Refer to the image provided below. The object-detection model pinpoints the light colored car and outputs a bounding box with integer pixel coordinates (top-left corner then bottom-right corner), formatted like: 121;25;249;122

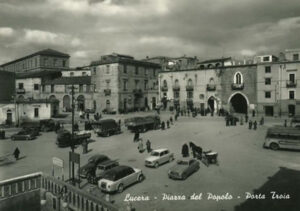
145;148;174;168
98;165;144;193
168;159;200;180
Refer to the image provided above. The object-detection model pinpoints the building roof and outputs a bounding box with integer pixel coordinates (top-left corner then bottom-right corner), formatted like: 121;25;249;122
16;70;62;79
1;48;70;67
199;57;231;64
0;70;16;76
43;76;91;85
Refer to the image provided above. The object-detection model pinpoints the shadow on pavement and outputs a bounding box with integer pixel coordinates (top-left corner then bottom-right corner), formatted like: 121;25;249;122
235;167;300;211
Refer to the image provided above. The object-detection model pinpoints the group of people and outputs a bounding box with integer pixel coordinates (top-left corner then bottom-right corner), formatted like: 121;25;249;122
225;113;264;131
133;133;152;154
181;142;203;159
160;116;174;130
79;110;102;121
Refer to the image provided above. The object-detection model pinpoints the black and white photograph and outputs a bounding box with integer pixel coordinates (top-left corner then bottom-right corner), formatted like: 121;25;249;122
0;0;300;211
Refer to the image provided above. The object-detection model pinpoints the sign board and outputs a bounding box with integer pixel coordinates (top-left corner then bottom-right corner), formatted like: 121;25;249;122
52;157;64;168
69;152;80;164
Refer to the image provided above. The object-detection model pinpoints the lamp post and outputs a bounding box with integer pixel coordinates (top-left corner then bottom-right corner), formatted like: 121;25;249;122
41;185;69;211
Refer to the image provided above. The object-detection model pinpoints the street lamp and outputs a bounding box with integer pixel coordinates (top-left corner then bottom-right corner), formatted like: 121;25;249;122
41;185;69;211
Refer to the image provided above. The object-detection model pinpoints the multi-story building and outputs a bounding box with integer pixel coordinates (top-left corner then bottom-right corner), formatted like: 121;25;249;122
0;49;70;73
257;50;300;117
61;67;91;77
90;53;161;113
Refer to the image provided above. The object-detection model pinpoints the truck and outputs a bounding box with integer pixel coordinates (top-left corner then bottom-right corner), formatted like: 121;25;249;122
56;129;91;147
125;115;160;133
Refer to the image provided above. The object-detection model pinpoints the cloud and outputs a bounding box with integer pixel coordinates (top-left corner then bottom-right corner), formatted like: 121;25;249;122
0;27;14;37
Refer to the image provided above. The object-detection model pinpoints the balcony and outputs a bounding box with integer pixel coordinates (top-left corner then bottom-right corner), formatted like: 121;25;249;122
133;89;143;97
174;98;180;105
16;88;25;94
286;80;297;88
206;84;216;91
161;86;168;91
186;85;194;91
231;83;244;90
172;85;180;91
186;98;193;105
104;89;111;96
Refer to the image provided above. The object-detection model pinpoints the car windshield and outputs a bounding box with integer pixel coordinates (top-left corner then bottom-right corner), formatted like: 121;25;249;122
151;151;160;156
102;173;116;181
177;160;189;165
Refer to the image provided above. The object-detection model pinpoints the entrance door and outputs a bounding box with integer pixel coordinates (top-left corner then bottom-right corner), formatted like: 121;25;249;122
229;93;248;114
208;97;215;112
152;97;156;110
6;111;12;124
288;104;295;117
264;106;274;117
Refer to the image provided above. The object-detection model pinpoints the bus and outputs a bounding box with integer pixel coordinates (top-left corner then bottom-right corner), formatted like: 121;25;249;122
264;126;300;151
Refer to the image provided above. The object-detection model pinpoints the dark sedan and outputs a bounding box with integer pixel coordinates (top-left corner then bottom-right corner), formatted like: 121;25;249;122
11;130;36;141
168;159;200;180
79;154;110;178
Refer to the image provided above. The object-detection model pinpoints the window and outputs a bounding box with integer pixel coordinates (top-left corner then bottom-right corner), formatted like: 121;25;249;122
86;85;90;93
265;78;271;85
135;80;140;89
35;58;37;67
51;85;54;93
123;79;128;91
175;79;179;86
187;91;193;99
135;66;138;75
18;83;24;89
263;56;270;62
163;80;167;87
34;84;39;90
53;59;57;67
289;73;295;83
44;58;48;66
187;79;193;86
265;91;271;98
82;72;87;76
145;68;148;75
293;54;299;61
265;66;271;73
289;90;295;99
106;65;110;74
34;108;39;118
62;60;66;67
79;84;83;92
42;85;45;92
235;73;242;84
174;91;180;98
144;80;148;90
123;65;127;74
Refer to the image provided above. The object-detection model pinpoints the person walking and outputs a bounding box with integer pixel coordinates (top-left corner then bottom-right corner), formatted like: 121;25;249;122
181;143;189;157
118;119;121;127
13;147;20;160
138;138;144;153
133;132;139;142
175;114;178;121
170;117;173;125
253;121;257;130
249;120;253;130
166;120;170;128
260;117;264;125
146;140;151;153
245;114;248;123
161;121;165;130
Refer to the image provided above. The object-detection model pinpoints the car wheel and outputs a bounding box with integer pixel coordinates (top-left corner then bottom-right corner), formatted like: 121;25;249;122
138;174;144;182
154;162;159;168
270;143;279;150
117;184;124;193
169;156;173;163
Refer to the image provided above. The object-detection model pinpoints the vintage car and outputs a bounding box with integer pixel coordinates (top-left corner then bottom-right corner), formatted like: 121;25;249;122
78;154;110;178
98;165;144;193
93;119;121;137
56;130;91;147
125;115;160;133
145;148;174;168
87;160;119;184
168;159;200;180
11;130;36;141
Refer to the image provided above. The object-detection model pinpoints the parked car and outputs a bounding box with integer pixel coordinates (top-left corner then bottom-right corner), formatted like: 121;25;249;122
98;165;144;193
94;119;121;137
145;148;174;168
21;127;40;136
40;119;56;132
56;130;91;147
11;130;36;141
87;160;119;184
79;154;110;178
168;159;200;180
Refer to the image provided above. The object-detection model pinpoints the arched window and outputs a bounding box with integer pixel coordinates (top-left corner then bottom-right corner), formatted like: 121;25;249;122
207;64;213;68
187;79;193;86
70;72;74;76
175;79;179;86
209;77;215;84
234;72;243;84
163;80;167;87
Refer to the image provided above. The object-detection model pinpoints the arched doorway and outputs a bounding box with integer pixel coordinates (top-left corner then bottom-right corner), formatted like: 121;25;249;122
208;97;215;112
49;95;56;101
229;93;248;114
106;100;110;110
63;95;71;111
77;95;85;111
6;109;12;125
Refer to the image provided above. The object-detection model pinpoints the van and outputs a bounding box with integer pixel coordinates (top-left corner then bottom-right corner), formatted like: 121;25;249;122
264;126;300;150
94;119;121;137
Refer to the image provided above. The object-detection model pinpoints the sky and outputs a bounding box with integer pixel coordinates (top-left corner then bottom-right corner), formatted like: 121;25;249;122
0;0;300;67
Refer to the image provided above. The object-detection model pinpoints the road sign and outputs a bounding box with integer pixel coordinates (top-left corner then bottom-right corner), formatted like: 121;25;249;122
52;157;64;168
69;152;80;164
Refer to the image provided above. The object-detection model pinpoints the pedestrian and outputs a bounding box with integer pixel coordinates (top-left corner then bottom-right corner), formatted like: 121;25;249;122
175;114;178;121
170;117;173;125
133;131;139;142
253;121;257;130
260;117;264;125
74;122;79;131
181;143;189;157
146;139;151;153
13;147;20;160
245;114;248;123
161;121;165;130
166;120;170;128
252;110;255;117
284;120;287;127
249;120;253;130
86;113;90;120
118;119;121;126
240;117;243;125
189;142;196;158
138;138;144;153
226;118;229;127
187;110;190;117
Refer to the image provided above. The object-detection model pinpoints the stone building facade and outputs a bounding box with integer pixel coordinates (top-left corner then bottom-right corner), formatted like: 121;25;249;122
90;53;161;113
0;49;70;73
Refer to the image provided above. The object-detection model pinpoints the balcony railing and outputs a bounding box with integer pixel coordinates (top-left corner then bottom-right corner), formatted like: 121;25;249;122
16;88;25;94
231;83;244;90
186;98;193;104
206;84;216;91
172;85;180;91
286;80;297;88
174;99;180;105
161;86;168;91
104;89;111;96
186;85;194;91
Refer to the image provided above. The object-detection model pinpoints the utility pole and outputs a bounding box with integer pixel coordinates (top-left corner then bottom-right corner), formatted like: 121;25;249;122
70;84;75;185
